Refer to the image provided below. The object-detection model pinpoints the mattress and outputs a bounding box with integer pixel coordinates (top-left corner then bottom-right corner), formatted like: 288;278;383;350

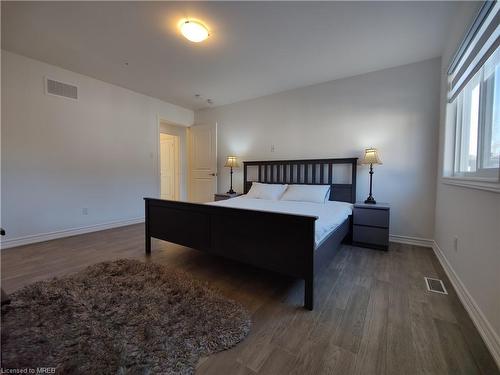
208;196;353;247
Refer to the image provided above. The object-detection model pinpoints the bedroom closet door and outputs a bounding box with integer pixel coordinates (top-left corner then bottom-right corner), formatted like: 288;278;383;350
188;123;217;202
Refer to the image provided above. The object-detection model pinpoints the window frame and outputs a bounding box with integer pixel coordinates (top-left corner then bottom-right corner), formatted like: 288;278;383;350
445;47;500;192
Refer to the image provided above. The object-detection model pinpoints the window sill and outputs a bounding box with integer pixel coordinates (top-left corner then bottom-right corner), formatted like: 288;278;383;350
441;177;500;193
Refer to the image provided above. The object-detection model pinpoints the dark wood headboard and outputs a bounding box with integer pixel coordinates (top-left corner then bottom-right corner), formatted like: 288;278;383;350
243;158;358;203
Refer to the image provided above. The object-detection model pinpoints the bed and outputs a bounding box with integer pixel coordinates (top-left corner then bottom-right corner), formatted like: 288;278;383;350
208;197;353;248
144;157;357;310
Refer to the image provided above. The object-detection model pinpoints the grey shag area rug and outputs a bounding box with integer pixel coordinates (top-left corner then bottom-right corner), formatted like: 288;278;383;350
1;259;251;374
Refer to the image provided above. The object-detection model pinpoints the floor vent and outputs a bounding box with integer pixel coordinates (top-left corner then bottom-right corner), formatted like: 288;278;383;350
425;277;448;295
45;77;78;100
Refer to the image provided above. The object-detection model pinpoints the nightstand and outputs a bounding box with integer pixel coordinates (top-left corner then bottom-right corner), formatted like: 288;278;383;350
352;202;390;251
214;193;243;201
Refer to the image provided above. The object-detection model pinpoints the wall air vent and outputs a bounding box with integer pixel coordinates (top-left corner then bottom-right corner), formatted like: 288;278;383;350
424;277;448;295
45;77;78;100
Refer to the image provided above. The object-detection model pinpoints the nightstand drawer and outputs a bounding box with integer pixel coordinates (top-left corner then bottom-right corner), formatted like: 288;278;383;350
353;207;389;228
353;225;389;247
214;193;242;201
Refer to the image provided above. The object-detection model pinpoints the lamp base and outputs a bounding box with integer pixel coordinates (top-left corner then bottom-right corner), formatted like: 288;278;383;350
364;196;376;204
226;189;236;195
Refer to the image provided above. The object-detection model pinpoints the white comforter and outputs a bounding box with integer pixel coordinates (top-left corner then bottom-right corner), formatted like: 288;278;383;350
208;196;353;247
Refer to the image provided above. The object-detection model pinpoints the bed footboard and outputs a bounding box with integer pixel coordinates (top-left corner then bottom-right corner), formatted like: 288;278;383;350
144;198;317;309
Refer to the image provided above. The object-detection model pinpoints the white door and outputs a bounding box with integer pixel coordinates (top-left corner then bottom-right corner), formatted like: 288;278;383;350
160;133;180;200
188;123;217;202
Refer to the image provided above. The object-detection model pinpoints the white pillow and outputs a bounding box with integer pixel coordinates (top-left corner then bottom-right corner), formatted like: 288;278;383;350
246;182;288;200
280;184;331;203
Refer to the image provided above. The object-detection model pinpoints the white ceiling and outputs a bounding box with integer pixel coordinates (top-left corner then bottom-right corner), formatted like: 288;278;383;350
2;1;461;110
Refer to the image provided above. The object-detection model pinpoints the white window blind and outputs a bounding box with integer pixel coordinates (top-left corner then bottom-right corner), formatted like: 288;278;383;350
448;1;499;103
446;1;500;188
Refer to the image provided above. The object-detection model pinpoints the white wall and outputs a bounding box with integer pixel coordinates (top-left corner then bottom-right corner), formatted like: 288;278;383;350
434;2;500;364
1;50;194;247
196;58;441;239
159;121;188;201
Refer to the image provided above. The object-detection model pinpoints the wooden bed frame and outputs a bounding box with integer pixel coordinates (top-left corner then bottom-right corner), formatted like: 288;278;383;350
144;157;357;310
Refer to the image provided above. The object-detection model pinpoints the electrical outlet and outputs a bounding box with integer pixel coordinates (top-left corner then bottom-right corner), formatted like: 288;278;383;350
453;236;458;252
271;144;275;152
82;208;88;215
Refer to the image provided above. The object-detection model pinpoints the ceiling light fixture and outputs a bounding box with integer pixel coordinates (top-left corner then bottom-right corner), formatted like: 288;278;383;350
179;19;209;43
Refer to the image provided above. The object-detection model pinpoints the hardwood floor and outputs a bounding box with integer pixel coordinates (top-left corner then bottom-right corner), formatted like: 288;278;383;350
1;223;498;374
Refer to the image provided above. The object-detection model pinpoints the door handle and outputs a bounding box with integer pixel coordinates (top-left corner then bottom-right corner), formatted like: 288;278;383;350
209;173;217;176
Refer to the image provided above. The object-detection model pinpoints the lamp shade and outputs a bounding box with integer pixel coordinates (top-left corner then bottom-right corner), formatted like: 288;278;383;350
224;156;240;168
360;148;382;165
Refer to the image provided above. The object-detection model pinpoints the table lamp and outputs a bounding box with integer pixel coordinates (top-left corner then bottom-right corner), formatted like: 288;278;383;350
360;148;382;204
224;156;240;194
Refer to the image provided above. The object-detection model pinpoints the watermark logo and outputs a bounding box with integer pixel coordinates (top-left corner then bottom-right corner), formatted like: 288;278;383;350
0;368;56;374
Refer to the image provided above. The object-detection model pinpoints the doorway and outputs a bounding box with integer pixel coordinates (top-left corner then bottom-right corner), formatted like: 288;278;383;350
160;133;180;200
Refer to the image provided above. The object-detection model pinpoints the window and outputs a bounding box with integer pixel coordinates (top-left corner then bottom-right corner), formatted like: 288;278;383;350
445;1;499;190
453;48;499;180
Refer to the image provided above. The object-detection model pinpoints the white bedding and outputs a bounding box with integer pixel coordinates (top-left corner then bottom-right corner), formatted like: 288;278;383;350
207;196;353;247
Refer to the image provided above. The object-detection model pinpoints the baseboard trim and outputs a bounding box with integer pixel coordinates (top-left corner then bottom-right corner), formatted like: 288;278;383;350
389;234;434;248
0;217;145;250
432;241;500;369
